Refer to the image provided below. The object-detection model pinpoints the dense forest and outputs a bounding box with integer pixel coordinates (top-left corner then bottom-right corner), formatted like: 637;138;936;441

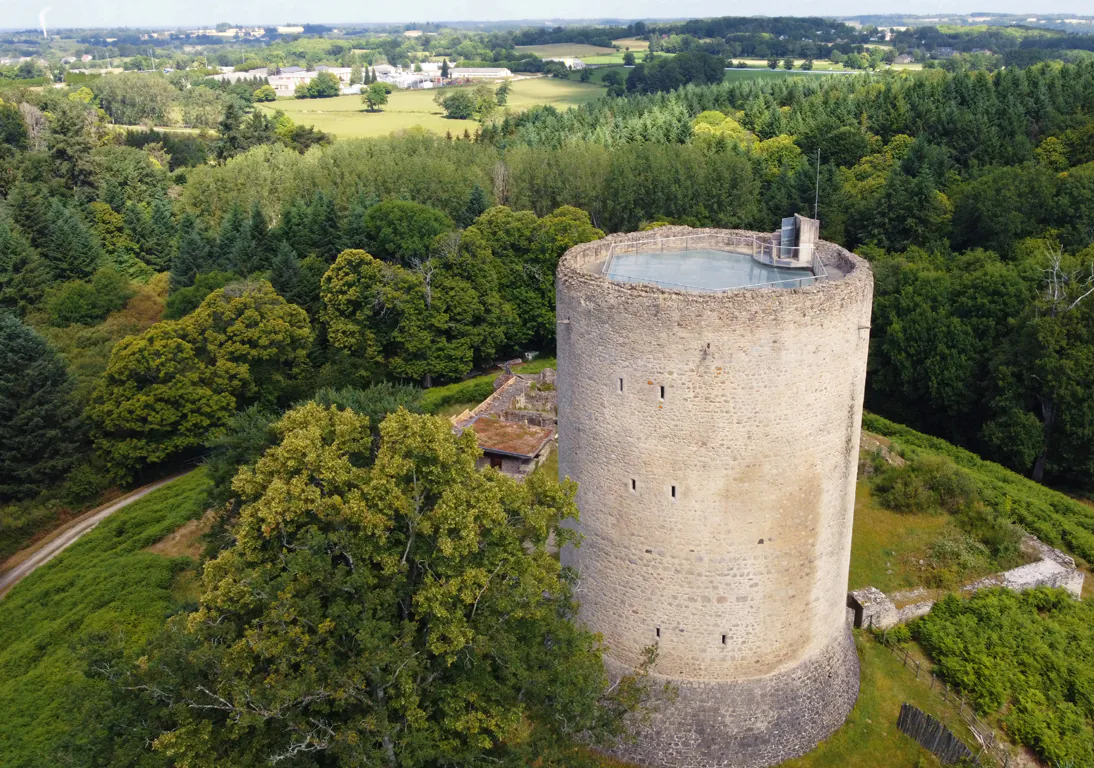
3;63;1094;512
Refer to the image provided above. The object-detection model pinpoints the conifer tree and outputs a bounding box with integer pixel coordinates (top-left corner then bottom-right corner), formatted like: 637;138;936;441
228;224;258;275
0;223;51;316
123;202;152;257
276;199;312;256
9;183;53;251
100;178;127;213
0;313;84;500
458;184;489;227
341;191;379;251
42;201;102;280
307;191;342;261
269;241;302;305
216;204;247;269
247;201;271;270
143;197;178;271
170;215;210;291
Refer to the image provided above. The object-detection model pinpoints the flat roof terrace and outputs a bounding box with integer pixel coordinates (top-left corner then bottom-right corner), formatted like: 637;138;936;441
586;231;846;292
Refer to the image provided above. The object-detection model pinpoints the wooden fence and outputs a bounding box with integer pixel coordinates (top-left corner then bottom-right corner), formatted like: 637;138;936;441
879;634;1017;767
898;703;974;764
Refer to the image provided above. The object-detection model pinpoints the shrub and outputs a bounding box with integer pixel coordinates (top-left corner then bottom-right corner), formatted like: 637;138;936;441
163;270;238;319
45;267;134;326
420;377;495;414
864;413;1094;566
914;589;1094;767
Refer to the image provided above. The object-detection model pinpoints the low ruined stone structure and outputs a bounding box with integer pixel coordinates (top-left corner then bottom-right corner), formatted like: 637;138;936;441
451;369;557;479
849;536;1086;631
555;227;874;768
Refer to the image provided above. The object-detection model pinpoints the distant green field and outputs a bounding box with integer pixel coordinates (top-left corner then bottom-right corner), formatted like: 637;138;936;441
732;57;851;71
515;43;618;59
0;470;211;768
570;64;862;86
581;51;675;65
260;78;604;139
566;65;628;84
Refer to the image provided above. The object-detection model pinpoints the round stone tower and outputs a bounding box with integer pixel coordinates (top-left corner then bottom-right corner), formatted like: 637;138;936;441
555;226;873;768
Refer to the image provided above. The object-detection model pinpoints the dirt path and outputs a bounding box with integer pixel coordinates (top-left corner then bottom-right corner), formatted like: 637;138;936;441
0;472;191;600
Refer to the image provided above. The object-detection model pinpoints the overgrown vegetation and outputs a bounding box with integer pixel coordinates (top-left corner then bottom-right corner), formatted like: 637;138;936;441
914;588;1094;767
865;414;1094;567
864;450;1028;587
0;470;211;767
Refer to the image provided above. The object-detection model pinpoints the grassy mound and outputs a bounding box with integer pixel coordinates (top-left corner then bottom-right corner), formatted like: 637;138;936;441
864;414;1094;567
0;469;211;768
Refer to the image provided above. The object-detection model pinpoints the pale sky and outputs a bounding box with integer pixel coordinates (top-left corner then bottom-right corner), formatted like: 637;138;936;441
3;0;1092;32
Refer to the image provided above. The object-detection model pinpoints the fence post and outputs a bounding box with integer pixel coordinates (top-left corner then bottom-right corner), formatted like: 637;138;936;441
915;660;920;679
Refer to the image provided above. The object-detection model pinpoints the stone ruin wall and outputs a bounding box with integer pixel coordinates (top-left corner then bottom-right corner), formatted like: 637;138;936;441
848;537;1085;631
556;227;874;768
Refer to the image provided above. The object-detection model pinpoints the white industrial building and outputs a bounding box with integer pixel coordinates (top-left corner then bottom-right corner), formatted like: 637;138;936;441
450;67;512;80
544;57;586;69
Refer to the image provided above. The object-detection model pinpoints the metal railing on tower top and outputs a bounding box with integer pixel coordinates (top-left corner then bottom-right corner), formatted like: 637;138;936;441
600;233;828;292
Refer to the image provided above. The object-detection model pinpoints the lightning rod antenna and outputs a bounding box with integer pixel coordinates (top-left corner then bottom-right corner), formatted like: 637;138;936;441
814;148;821;219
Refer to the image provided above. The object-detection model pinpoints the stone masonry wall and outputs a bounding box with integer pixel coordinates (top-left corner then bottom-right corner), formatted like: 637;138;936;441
556;227;873;767
848;537;1085;631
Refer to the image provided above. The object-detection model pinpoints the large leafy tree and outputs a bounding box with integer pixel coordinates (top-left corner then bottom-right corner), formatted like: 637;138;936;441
320;244;511;386
184;281;312;405
467;205;603;347
0;313;84;500
86;322;238;476
363;200;454;267
88;281;312;475
132;405;654;767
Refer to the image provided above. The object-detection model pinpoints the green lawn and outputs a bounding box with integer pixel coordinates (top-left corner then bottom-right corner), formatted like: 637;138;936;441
783;634;973;768
261;78;603;139
515;43;618;59
0;469;211;768
849;481;963;594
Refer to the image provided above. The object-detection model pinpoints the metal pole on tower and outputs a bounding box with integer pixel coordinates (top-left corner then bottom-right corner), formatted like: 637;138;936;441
814;148;821;219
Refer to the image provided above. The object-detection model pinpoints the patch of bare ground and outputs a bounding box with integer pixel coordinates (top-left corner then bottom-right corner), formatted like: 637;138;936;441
144;509;215;559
